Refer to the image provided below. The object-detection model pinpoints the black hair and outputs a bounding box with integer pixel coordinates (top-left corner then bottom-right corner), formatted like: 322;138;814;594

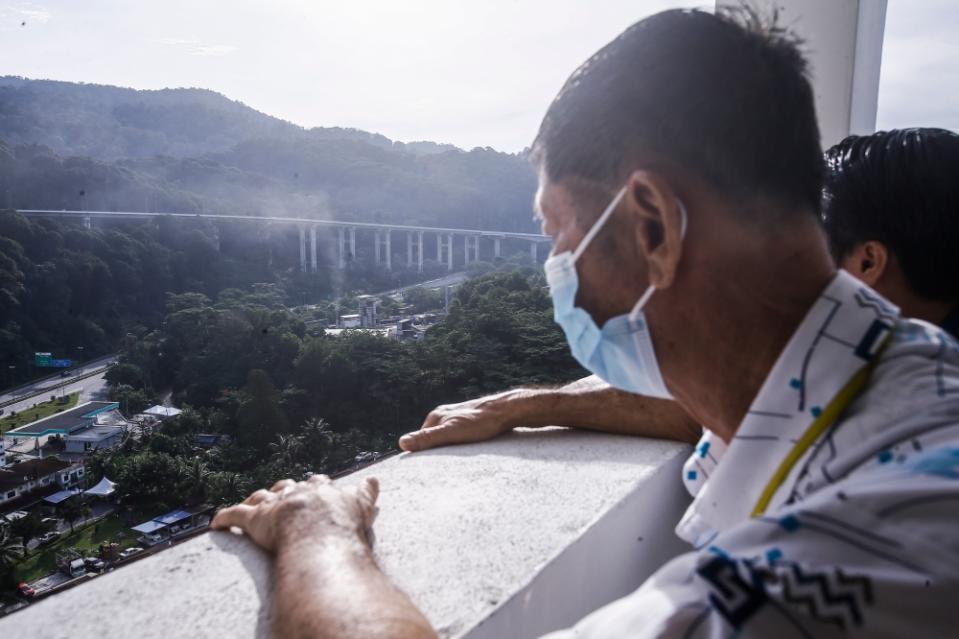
530;7;823;216
822;128;959;302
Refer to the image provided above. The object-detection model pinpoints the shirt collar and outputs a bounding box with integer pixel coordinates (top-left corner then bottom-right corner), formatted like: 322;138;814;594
676;270;900;545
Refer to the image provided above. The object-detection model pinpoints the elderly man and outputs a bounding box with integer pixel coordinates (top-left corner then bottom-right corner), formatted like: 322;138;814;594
213;8;959;638
400;127;959;452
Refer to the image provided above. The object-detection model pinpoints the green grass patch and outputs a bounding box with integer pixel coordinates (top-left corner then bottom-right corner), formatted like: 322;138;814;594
13;513;137;583
1;392;79;434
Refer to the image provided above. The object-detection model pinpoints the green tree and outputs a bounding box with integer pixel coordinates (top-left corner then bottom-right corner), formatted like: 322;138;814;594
59;498;91;534
236;369;289;452
9;513;51;556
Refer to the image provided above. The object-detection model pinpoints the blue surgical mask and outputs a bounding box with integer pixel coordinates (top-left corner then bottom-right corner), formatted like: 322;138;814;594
543;187;687;399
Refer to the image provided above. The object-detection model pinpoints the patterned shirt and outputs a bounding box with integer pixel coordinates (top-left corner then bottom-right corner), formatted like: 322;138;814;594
543;271;959;638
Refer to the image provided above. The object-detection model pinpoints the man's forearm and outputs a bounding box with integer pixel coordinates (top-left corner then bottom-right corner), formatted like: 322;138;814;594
508;376;701;444
274;535;437;639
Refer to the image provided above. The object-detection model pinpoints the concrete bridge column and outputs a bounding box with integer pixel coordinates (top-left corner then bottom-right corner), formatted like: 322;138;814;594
82;215;92;230
473;235;481;262
211;223;220;252
464;235;471;265
530;241;538;263
374;229;382;265
265;223;274;267
310;227;318;273
384;229;392;271
407;232;413;267
494;237;502;259
337;227;346;268
349;227;356;260
299;227;308;273
437;233;442;262
417;231;424;273
447;233;454;271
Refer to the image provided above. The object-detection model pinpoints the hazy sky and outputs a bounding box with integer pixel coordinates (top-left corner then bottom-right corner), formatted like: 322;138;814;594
1;0;957;152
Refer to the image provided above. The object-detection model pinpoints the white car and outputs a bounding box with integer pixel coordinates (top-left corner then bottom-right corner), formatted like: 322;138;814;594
119;547;143;559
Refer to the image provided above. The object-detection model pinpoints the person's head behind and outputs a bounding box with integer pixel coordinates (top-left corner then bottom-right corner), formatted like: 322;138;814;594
822;128;959;323
531;7;832;419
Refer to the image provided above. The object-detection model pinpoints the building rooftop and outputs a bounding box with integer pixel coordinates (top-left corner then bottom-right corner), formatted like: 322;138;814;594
0;458;72;491
64;424;123;443
5;402;120;438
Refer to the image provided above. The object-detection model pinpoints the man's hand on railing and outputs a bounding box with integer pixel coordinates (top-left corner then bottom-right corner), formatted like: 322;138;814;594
399;378;702;453
213;476;437;639
399;389;532;452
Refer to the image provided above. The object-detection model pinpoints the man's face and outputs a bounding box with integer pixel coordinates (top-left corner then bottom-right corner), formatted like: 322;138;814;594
535;174;648;327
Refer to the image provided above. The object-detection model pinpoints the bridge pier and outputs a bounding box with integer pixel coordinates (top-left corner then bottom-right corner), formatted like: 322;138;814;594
299;227;308;273
349;227;356;261
417;231;424;272
447;233;453;271
385;229;392;271
310;226;318;273
374;229;381;265
82;215;92;230
337;227;346;269
407;232;413;267
530;241;538;263
464;235;471;265
494;237;502;259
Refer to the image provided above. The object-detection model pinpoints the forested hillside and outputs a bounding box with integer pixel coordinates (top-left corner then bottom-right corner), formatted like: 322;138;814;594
0;77;538;232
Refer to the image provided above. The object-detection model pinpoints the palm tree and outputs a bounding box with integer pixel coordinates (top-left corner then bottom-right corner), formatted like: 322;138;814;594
184;457;211;504
9;513;48;556
269;433;305;468
0;528;25;571
60;498;85;534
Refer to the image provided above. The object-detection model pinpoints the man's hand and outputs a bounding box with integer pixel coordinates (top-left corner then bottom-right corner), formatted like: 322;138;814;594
215;476;437;639
399;389;530;452
211;475;379;553
399;378;702;453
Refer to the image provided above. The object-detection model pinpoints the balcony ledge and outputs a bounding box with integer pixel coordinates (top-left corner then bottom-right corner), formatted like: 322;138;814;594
1;428;692;639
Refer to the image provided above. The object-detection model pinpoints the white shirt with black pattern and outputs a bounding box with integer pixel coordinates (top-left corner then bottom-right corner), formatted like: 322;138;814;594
541;270;959;638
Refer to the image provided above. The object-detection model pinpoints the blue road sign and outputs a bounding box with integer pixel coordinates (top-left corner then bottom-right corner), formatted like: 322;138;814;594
50;359;73;368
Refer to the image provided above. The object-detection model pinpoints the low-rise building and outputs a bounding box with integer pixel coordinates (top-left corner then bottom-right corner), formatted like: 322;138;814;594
0;458;84;512
3;401;128;458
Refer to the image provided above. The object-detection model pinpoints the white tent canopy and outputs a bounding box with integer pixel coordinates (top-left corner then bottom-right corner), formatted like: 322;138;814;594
143;406;181;418
84;476;116;497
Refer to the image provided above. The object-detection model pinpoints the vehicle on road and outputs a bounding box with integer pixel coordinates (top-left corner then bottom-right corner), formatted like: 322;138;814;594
40;517;59;527
59;370;71;378
38;531;60;546
84;557;105;572
16;582;35;598
119;547;143;560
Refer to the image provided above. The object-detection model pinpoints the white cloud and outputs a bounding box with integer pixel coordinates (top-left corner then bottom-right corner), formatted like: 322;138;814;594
156;37;237;57
1;3;51;25
190;44;237;57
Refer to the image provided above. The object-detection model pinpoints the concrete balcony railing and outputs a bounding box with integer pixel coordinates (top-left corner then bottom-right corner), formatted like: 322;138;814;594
1;428;692;639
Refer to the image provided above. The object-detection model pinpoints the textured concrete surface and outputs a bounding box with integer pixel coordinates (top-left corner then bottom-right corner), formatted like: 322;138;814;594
1;429;691;639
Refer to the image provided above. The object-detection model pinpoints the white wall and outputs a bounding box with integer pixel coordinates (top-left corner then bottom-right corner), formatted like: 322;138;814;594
718;0;888;147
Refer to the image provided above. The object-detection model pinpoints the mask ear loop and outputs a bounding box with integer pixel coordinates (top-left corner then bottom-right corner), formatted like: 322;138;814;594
572;187;627;263
628;199;688;321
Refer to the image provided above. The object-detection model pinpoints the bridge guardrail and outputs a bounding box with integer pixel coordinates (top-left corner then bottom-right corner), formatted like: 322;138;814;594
0;365;113;411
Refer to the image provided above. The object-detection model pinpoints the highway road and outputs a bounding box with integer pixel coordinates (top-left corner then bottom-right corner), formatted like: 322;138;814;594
1;356;115;422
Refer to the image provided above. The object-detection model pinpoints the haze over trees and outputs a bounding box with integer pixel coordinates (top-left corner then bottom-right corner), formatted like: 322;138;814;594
0;76;538;233
0;76;582;563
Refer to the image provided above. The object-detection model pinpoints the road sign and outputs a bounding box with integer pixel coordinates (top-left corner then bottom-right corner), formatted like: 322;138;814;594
35;352;52;367
51;359;73;368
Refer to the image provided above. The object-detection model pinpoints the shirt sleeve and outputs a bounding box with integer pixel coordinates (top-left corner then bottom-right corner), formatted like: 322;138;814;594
540;448;959;639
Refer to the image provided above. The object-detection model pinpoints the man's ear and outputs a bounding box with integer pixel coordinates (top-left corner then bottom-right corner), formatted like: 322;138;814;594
843;241;888;286
624;170;685;289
